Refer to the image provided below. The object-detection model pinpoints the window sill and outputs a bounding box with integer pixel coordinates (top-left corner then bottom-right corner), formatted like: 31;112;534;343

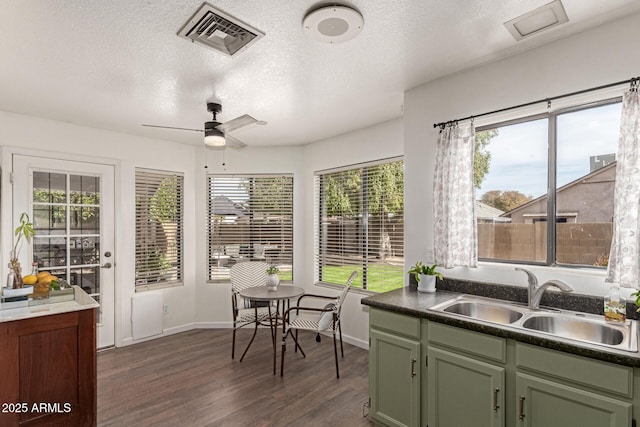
314;281;379;296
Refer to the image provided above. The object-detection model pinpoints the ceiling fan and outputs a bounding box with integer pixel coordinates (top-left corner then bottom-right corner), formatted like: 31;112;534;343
142;102;265;150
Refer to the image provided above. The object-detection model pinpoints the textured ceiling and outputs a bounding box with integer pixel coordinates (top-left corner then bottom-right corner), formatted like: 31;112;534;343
1;0;639;148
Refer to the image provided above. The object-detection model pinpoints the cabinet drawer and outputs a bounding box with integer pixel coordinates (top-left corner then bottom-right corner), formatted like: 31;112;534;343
515;342;632;398
428;322;506;363
370;308;420;340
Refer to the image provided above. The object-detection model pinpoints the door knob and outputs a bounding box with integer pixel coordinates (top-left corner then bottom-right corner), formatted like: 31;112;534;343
101;262;113;269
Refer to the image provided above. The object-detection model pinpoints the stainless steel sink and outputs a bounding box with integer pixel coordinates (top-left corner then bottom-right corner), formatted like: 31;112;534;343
522;313;637;351
431;296;526;325
429;295;638;352
443;301;524;324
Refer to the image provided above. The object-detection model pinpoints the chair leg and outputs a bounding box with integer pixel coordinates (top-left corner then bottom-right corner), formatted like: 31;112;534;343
290;331;306;358
232;326;237;359
333;332;340;379
294;330;300;353
339;323;344;358
280;330;289;377
239;318;259;362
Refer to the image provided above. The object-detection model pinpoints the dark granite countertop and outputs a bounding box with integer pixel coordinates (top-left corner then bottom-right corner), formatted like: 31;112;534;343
362;283;640;368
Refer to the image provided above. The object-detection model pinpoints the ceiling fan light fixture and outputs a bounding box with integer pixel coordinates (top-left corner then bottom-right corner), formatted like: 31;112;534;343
204;128;226;147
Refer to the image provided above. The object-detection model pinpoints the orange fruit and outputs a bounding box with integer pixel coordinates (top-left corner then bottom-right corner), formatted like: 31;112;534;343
37;271;51;279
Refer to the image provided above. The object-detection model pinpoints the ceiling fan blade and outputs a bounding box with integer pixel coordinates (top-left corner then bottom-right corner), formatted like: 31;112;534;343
216;114;257;133
225;134;248;150
142;124;203;132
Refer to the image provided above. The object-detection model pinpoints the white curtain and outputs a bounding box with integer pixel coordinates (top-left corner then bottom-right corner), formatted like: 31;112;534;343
433;122;478;268
607;87;640;288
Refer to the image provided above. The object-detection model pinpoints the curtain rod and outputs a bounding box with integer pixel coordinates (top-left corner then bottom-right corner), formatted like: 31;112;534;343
433;76;640;129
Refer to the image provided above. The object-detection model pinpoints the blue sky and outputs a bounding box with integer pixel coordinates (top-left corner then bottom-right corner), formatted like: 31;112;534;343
478;102;622;199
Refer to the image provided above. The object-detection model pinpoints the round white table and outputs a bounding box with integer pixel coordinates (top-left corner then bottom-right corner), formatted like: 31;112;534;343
238;285;304;374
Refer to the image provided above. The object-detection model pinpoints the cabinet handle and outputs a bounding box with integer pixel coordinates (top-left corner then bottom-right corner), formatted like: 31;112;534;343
493;388;500;412
519;396;526;421
411;358;417;377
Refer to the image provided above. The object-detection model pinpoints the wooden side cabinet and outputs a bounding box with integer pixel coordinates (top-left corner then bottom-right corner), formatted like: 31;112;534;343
0;309;97;426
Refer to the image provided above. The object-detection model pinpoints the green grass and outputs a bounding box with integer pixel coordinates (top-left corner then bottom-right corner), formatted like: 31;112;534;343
321;264;404;293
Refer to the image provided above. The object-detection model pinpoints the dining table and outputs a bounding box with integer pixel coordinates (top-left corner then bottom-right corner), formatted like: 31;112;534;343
238;284;305;374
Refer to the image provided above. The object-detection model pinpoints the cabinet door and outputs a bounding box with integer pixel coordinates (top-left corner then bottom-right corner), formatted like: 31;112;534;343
370;329;420;427
428;347;504;427
515;372;631;427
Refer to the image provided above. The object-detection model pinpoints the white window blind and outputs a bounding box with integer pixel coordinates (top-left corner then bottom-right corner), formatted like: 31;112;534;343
135;168;184;290
208;174;293;282
315;158;404;292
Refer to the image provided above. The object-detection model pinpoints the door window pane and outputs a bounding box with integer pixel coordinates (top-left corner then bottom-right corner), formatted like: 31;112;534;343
70;174;100;204
33;171;66;203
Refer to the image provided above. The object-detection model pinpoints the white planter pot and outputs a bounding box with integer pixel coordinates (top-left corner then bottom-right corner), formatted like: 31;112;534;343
266;274;280;291
417;274;436;293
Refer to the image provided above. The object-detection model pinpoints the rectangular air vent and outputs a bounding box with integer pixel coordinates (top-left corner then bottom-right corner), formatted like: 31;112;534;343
178;3;264;57
504;0;569;41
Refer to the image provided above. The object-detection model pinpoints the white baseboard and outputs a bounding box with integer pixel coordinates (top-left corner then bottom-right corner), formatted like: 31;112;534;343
194;321;233;329
119;323;195;347
118;322;369;351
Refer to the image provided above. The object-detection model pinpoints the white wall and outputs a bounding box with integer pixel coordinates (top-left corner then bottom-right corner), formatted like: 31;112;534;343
302;118;404;347
0;111;198;346
404;12;640;298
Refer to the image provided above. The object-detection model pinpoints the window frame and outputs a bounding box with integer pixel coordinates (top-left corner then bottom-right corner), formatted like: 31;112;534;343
476;97;622;268
314;156;404;292
206;173;294;283
134;168;184;291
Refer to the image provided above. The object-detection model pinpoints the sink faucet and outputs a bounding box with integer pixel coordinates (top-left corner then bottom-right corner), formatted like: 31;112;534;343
515;268;574;309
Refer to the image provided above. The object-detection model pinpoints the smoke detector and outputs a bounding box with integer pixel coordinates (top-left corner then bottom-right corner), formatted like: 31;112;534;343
178;3;264;56
303;6;364;44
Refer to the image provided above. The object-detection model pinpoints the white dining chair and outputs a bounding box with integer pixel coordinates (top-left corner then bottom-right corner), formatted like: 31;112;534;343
230;261;271;359
280;271;357;378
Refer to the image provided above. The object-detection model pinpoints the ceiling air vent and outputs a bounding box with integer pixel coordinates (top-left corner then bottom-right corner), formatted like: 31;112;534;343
178;3;264;57
504;0;569;41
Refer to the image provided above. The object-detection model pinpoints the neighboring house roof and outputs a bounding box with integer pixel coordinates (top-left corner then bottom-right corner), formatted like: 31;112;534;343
476;201;506;220
500;161;617;218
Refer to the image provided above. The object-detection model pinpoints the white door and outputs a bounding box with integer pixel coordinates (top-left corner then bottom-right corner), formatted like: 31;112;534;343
13;155;115;348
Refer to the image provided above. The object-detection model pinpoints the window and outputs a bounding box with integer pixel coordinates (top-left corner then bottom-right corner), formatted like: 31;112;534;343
476;99;622;267
135;169;184;290
207;175;293;282
315;158;404;292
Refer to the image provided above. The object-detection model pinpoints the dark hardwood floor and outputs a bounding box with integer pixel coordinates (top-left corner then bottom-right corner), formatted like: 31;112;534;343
98;328;373;426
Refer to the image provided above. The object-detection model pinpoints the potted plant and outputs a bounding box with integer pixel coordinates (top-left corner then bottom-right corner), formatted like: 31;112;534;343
10;213;36;289
266;265;280;291
408;261;443;293
631;290;640;314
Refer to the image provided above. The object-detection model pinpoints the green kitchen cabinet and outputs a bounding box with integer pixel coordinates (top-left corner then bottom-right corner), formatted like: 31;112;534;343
515;372;631;427
367;305;640;427
427;321;506;427
369;308;421;427
428;347;505;427
515;342;633;427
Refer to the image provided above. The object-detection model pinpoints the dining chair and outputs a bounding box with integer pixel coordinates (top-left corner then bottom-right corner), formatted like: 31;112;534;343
230;261;271;359
280;271;357;378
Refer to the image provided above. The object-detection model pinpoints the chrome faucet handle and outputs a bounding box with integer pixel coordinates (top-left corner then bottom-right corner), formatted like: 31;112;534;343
515;267;538;286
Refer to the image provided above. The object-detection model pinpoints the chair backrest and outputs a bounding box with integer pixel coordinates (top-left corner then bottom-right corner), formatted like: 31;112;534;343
230;261;269;293
335;271;357;317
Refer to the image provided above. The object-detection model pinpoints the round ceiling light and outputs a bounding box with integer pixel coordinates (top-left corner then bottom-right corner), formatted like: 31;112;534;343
303;6;364;44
